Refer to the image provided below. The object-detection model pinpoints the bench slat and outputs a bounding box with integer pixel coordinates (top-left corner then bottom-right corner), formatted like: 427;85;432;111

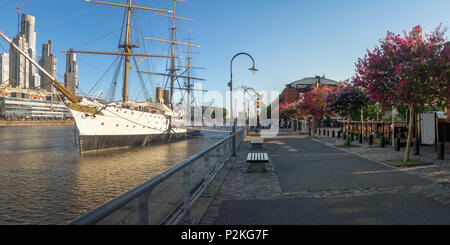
246;152;269;162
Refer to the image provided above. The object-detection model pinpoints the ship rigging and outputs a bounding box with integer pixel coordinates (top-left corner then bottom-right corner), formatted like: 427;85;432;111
0;0;206;152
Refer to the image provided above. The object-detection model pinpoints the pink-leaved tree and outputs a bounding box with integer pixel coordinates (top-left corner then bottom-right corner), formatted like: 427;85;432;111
354;25;449;162
325;83;369;145
299;85;333;136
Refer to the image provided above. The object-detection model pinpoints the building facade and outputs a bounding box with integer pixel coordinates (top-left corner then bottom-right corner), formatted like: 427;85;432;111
20;14;36;57
280;75;339;104
0;96;71;119
38;40;57;93
0;53;9;84
9;35;30;88
20;14;39;88
64;49;79;95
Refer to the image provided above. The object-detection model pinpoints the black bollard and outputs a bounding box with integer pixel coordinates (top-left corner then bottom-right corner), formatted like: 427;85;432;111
369;135;373;145
351;133;354;141
380;136;385;148
337;131;341;139
343;132;346;140
332;130;335;138
318;129;321;136
395;137;401;151
359;133;363;144
437;142;444;160
327;130;329;137
414;138;420;155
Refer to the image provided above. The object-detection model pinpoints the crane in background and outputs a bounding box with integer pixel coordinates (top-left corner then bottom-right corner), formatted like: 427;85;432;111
16;0;43;34
236;85;264;126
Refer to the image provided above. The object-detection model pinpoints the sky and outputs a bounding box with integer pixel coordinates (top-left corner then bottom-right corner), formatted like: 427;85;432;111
0;0;449;106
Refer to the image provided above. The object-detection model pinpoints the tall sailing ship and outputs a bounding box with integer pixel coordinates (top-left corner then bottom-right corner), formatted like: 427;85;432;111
0;0;205;152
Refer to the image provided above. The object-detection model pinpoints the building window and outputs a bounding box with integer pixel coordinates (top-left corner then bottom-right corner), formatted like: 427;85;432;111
296;84;309;89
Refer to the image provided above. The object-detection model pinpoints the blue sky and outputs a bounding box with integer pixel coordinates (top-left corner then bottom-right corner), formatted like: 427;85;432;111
0;0;449;105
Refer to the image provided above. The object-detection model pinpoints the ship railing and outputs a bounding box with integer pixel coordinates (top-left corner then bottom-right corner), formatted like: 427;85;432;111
70;126;247;225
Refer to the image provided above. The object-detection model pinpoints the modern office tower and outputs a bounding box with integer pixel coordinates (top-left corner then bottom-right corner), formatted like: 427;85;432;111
9;35;30;88
0;53;9;84
33;73;40;89
20;14;36;54
20;14;38;88
38;40;57;92
8;14;39;89
64;49;79;95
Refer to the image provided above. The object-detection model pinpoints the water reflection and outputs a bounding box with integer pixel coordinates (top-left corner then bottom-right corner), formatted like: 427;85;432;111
0;126;224;224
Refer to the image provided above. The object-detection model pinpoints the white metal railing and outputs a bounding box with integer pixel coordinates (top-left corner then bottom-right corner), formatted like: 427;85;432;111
70;127;246;225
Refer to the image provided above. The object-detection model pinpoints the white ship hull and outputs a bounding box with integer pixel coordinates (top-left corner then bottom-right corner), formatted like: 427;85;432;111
69;99;188;152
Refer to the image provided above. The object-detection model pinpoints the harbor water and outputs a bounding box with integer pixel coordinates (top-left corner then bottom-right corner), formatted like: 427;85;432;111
0;126;227;224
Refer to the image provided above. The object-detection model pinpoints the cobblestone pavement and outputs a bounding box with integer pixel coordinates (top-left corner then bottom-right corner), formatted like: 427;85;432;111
199;130;450;225
199;137;283;225
312;134;450;205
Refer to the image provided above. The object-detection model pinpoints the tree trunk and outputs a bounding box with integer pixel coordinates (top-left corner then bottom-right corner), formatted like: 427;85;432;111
304;116;308;133
312;115;315;137
404;105;414;163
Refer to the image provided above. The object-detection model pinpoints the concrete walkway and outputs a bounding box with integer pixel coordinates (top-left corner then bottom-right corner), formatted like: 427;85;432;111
198;130;450;225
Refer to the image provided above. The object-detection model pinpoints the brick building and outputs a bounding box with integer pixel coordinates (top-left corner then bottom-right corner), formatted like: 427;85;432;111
279;75;339;104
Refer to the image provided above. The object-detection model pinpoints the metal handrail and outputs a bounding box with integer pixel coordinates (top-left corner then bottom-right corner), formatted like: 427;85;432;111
70;127;245;225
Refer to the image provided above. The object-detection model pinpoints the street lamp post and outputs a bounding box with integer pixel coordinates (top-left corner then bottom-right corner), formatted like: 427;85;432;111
243;87;249;124
235;85;252;125
229;52;258;156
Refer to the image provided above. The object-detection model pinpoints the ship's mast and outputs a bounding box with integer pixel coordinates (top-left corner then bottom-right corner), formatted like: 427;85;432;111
169;0;177;105
122;0;132;103
138;31;206;102
62;0;174;104
180;31;206;106
186;31;191;104
138;0;205;104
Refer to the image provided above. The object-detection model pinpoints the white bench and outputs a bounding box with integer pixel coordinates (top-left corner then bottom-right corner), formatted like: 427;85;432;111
251;140;264;149
246;152;269;173
247;152;269;162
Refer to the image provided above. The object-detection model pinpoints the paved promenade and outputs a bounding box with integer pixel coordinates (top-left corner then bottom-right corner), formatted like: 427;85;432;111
198;129;450;225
